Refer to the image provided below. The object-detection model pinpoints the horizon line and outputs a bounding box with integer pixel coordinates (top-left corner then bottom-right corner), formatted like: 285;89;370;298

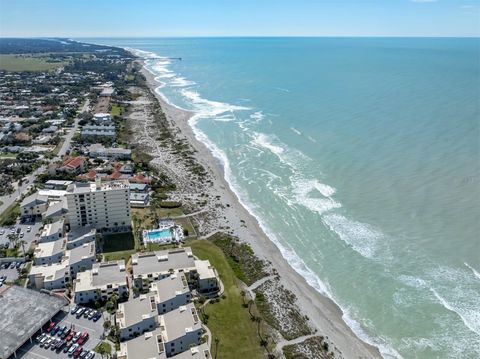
1;35;479;39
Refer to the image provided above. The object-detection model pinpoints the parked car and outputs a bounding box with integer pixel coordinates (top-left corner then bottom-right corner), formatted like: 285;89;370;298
55;339;66;352
43;337;53;349
19;232;24;238
64;342;73;353
71;305;79;314
57;325;67;337
51;324;60;336
61;328;71;339
39;335;49;347
88;310;97;320
68;343;79;356
85;351;95;359
35;333;46;342
15;262;21;269
72;331;81;343
80;349;89;358
50;338;60;350
72;347;83;358
9;262;16;269
92;312;102;322
75;307;85;318
83;308;92;318
27;226;31;232
0;229;4;235
66;330;75;342
46;322;56;332
77;332;89;345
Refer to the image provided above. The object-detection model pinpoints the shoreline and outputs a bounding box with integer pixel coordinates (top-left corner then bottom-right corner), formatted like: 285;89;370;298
139;61;383;358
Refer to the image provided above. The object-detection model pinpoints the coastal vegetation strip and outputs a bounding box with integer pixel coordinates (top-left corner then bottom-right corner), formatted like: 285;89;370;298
187;238;264;359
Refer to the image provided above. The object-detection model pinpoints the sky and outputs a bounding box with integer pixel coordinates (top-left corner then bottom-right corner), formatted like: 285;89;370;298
0;0;479;37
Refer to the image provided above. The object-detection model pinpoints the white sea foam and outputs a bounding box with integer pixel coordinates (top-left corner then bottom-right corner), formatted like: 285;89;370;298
291;178;340;215
307;135;317;143
290;127;302;136
398;275;428;289
181;89;250;120
273;86;291;93
250;111;265;123
252;133;285;155
464;262;480;280
430;288;480;336
322;213;382;258
170;77;196;87
342;309;403;359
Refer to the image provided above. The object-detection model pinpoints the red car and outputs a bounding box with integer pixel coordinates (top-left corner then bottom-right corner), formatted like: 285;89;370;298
46;322;56;333
72;347;83;358
66;330;75;342
77;332;89;346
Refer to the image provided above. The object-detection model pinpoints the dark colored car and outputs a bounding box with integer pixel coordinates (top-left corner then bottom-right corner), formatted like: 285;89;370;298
63;342;73;353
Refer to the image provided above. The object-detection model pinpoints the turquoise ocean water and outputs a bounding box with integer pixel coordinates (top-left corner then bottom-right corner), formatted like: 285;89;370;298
83;38;480;358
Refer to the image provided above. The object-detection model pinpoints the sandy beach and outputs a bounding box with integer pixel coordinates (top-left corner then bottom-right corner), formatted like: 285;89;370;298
136;64;382;359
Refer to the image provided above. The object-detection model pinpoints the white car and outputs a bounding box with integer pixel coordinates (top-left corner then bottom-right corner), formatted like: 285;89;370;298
0;229;4;235
27;226;31;232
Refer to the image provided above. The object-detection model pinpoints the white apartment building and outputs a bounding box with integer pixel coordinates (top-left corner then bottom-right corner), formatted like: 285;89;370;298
117;293;158;340
74;261;128;304
33;239;66;265
150;274;192;314
131;248;196;290
39;219;65;243
66;226;96;249
160;303;203;357
20;193;48;218
66;180;131;232
195;260;219;294
29;241;96;290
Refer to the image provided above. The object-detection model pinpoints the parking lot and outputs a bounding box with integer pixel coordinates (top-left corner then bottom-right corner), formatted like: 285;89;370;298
0;219;43;250
15;306;109;359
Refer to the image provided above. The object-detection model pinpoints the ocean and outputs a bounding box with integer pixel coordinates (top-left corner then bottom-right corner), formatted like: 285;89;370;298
82;37;480;358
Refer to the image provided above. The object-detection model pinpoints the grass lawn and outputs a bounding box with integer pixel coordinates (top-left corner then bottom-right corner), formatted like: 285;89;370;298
102;232;136;262
0;54;66;71
94;341;112;355
0;203;20;226
110;103;123;116
187;239;264;359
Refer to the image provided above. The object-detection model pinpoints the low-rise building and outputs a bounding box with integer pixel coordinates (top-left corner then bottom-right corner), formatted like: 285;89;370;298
117;293;158;340
39;219;65;243
129;192;150;208
93;113;112;124
66;226;96;249
131;248;196;290
59;156;86;174
33;238;66;265
44;180;73;190
88;143;132;160
74;261;128;304
129;183;149;193
150;274;191;314
43;198;69;221
195;260;219;294
170;344;211;359
159;303;203;357
117;328;167;359
28;261;70;290
20;192;48;218
65;241;96;277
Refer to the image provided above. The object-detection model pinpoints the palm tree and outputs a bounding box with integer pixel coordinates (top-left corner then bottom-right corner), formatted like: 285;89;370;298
18;239;27;258
247;299;254;319
214;336;220;359
7;233;19;250
255;316;266;347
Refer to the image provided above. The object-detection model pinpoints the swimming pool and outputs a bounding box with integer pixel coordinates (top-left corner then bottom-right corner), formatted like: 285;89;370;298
144;228;173;242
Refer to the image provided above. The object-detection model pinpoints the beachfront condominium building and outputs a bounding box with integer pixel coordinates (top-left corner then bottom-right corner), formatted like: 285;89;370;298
66;180;131;232
131;248;197;290
149;274;192;314
159;303;203;357
74;261;129;304
117;293;159;340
